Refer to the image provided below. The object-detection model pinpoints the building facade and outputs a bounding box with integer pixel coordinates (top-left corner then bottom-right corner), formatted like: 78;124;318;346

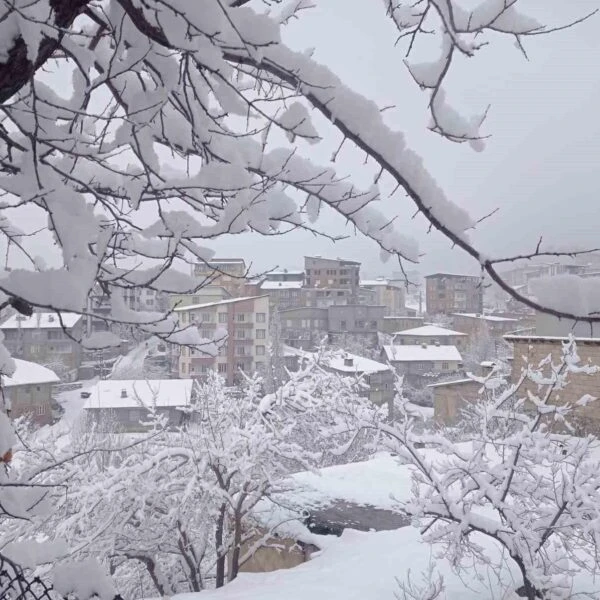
193;258;248;297
425;273;483;316
259;281;304;311
279;307;328;350
175;295;270;385
169;286;232;310
379;316;425;335
430;378;482;426
0;312;84;381
327;304;385;347
359;278;405;316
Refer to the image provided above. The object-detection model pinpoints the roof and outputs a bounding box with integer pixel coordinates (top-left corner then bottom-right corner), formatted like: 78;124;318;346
305;256;361;265
382;344;462;363
394;325;467;337
425;272;479;279
0;312;82;330
383;315;423;320
260;281;303;290
266;269;304;275
2;359;60;387
453;313;518;322
321;352;391;374
83;379;194;409
427;378;478;388
205;258;245;264
360;278;389;287
504;334;600;344
173;295;267;312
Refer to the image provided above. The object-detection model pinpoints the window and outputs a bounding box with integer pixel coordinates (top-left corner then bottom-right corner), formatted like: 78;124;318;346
47;330;62;340
441;362;449;370
36;404;45;416
340;320;347;330
201;312;212;322
256;329;266;339
190;365;196;373
237;345;246;355
337;291;344;296
255;361;265;371
218;312;227;323
355;320;365;329
201;330;211;339
129;409;138;421
256;312;266;323
201;364;209;374
181;362;187;373
237;313;245;322
415;362;428;371
236;362;245;371
192;295;200;303
236;329;246;339
218;363;227;373
256;345;265;356
182;347;188;357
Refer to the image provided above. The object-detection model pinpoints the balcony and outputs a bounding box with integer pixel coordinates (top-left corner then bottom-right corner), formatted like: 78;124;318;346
233;321;254;328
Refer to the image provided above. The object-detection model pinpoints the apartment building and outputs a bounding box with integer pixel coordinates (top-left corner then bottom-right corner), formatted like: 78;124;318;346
0;312;84;381
174;295;270;385
169;286;231;310
279;307;328;350
304;256;361;304
193;258;248;297
259;280;303;310
425;273;483;315
359;278;405;316
327;304;385;346
380;316;425;335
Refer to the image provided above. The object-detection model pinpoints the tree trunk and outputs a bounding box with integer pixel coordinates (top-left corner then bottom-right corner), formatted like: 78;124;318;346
228;511;243;582
215;504;227;588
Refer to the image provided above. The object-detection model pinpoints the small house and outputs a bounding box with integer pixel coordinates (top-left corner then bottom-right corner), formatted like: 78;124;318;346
1;359;60;426
392;324;468;351
83;379;194;431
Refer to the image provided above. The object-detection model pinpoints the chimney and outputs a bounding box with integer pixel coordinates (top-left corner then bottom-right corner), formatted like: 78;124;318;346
48;314;54;323
121;388;127;398
434;340;440;347
344;357;353;367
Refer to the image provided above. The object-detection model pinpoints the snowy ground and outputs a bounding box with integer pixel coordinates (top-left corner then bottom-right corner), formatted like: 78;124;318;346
54;381;97;427
158;526;524;600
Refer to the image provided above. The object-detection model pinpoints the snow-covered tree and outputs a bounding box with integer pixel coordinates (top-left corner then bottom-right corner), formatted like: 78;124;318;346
378;339;600;600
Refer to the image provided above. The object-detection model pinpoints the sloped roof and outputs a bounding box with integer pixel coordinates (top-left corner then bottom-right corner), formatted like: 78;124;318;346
394;325;466;337
453;313;518;322
382;344;462;363
322;352;391;374
173;295;267;312
2;359;60;387
83;379;194;409
0;312;82;329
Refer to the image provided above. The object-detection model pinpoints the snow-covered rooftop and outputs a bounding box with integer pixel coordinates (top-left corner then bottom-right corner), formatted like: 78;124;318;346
2;359;60;387
360;278;389;287
83;379;194;409
321;352;390;374
382;344;462;363
173;295;267;312
0;312;82;329
260;281;303;290
266;269;304;275
453;313;518;322
394;325;466;337
427;378;477;388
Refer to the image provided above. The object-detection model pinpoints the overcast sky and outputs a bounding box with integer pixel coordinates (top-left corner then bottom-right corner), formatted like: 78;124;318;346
211;0;600;278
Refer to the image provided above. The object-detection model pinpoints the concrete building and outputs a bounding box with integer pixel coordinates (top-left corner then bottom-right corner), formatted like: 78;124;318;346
393;325;468;352
259;280;303;311
425;273;482;316
193;258;248;297
379;316;425;335
430;378;482;426
381;344;463;386
174;295;270;385
359;278;405;316
1;359;60;426
319;352;395;414
304;256;361;304
83;379;194;431
0;312;84;381
327;304;385;347
504;334;600;434
279;307;328;350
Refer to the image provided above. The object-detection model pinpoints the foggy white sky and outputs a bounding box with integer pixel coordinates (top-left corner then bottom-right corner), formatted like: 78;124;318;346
211;0;600;278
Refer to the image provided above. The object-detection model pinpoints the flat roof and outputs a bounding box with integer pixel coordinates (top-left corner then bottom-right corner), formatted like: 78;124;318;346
453;313;518;322
394;325;467;337
504;334;600;344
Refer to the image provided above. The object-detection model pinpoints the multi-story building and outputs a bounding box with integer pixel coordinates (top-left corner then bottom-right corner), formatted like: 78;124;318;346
193;258;248;297
327;304;385;347
304;256;361;304
380;316;425;335
425;273;483;316
452;313;519;339
0;312;84;381
279;307;328;350
174;295;270;385
359;278;405;316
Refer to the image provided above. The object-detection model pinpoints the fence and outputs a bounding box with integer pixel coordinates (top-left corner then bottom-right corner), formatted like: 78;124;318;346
0;554;123;600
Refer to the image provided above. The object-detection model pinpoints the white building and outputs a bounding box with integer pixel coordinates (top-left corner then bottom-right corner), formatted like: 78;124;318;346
381;344;463;383
392;325;468;351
